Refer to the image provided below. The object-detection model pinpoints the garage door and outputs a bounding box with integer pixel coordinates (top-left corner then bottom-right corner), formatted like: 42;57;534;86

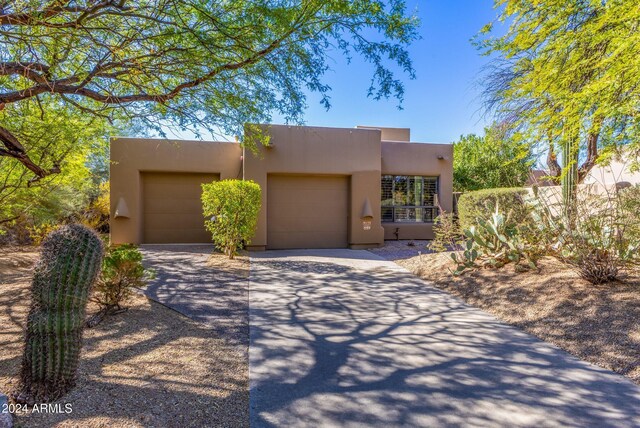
142;172;219;243
267;175;349;249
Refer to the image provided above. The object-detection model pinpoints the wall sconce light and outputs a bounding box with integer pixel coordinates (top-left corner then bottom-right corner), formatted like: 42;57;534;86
114;197;130;219
361;198;374;231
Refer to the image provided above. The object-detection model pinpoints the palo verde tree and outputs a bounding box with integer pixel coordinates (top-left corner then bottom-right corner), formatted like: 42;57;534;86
478;0;640;210
0;0;419;183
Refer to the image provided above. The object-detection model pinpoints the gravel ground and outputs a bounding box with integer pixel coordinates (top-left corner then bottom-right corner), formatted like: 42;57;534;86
398;251;640;385
0;247;249;428
368;239;433;260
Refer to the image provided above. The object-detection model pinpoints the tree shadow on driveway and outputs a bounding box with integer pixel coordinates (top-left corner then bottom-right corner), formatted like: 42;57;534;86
141;244;249;349
249;253;640;428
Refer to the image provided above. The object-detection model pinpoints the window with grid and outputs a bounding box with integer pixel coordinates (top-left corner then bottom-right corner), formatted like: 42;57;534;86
381;175;439;223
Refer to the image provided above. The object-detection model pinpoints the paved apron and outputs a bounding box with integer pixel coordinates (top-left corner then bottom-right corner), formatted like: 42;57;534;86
249;249;640;428
140;244;249;348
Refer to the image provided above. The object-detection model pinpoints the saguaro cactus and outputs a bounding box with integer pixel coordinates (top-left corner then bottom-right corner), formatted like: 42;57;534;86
13;224;104;404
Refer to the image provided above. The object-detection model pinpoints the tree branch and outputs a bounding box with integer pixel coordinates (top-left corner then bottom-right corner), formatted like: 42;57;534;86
0;24;300;105
0;126;59;180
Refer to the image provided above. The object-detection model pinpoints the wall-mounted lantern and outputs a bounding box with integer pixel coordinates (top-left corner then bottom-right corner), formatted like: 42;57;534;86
361;198;374;231
114;197;130;219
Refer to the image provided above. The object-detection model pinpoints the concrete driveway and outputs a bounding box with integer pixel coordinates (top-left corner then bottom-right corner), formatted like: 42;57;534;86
249;249;640;427
140;244;249;348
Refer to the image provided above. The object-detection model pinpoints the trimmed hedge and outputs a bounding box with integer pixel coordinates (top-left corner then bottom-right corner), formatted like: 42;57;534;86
457;187;531;230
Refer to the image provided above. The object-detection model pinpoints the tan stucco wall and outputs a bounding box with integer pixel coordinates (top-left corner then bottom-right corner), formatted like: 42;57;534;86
584;157;640;186
381;141;454;240
109;125;454;247
110;138;242;244
243;124;386;250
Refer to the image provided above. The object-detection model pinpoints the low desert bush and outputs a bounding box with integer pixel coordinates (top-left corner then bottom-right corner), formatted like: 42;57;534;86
28;221;60;246
201;179;261;259
429;211;462;252
529;185;640;284
3;181;110;246
457;187;532;230
87;244;152;327
78;181;110;233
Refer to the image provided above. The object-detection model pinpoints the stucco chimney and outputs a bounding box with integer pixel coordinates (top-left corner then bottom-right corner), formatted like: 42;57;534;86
356;126;410;142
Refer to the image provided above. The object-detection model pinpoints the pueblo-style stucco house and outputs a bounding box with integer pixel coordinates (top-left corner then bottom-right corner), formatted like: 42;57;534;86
110;124;453;250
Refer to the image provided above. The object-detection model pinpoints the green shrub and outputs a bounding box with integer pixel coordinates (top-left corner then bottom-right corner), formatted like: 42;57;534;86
79;181;110;233
87;244;152;327
201;179;261;259
457;187;531;230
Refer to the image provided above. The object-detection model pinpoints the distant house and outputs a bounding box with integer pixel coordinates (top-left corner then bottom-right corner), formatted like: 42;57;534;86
525;170;557;187
109;124;453;249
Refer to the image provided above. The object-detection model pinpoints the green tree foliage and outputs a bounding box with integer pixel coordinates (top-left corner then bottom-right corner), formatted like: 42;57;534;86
478;0;640;185
201;180;262;259
453;124;534;192
0;98;116;234
1;0;419;181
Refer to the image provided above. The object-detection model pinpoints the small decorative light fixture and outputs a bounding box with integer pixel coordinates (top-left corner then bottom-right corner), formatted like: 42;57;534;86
114;197;130;219
361;198;374;231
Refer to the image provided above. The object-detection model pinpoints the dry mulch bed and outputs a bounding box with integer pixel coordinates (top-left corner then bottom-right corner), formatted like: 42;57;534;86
0;247;248;428
206;252;250;278
397;252;640;385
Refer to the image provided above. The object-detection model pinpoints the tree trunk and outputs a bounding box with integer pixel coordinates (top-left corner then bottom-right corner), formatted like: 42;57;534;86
548;117;602;185
578;117;603;182
547;139;562;182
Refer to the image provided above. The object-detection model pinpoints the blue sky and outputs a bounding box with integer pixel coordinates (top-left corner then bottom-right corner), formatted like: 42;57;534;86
284;0;500;144
170;1;500;143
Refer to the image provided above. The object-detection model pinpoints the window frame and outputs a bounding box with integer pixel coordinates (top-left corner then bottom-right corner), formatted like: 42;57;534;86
381;175;440;223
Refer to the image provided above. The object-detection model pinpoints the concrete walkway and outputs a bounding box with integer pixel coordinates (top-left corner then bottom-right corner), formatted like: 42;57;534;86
249;249;640;427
